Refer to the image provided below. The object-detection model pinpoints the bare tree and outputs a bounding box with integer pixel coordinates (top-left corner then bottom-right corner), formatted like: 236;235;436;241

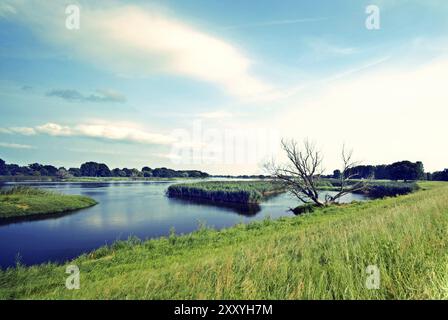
266;139;369;207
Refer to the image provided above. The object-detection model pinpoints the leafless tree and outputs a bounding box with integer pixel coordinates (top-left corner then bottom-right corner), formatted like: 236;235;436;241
265;139;369;207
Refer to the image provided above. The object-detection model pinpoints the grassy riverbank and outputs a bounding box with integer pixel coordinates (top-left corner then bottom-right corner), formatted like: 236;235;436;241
167;180;284;204
0;187;97;220
1;182;447;299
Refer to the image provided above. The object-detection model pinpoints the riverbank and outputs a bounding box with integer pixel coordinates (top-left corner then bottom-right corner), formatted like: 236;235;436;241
1;181;446;299
0;187;97;220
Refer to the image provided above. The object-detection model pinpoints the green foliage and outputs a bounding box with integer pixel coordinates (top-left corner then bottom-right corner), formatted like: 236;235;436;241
167;181;285;204
0;187;97;219
363;181;420;198
322;179;419;198
1;182;448;299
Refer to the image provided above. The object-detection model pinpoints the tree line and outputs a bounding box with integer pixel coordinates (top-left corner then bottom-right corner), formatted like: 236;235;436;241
1;157;447;181
331;160;448;181
0;159;209;179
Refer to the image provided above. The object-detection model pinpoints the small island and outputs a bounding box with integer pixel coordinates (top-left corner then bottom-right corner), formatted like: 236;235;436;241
0;186;97;221
167;181;286;204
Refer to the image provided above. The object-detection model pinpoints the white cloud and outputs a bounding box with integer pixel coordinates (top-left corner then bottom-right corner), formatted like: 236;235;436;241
5;0;271;99
36;123;73;136
1;122;175;145
0;142;34;149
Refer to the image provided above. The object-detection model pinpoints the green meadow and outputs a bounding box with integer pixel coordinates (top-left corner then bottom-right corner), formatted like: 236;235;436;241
0;186;97;220
1;181;447;299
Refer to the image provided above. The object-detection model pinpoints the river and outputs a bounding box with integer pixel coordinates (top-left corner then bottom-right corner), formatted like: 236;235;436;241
0;180;368;268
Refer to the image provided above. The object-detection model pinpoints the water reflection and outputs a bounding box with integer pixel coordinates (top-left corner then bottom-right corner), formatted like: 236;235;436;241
168;197;262;216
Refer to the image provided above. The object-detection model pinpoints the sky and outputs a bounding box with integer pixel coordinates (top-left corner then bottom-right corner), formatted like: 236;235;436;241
0;0;447;175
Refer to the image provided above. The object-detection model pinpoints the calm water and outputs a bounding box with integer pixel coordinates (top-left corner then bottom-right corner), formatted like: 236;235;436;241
0;180;368;268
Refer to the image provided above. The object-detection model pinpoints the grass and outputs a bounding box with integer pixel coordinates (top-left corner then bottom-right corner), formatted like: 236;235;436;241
0;186;97;220
1;181;447;299
167;180;284;204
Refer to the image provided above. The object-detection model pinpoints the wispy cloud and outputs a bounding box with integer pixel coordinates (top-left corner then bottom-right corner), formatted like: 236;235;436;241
1;122;175;145
0;142;34;149
46;88;127;103
305;38;359;57
221;17;328;30
0;3;16;17
5;0;272;99
0;127;37;135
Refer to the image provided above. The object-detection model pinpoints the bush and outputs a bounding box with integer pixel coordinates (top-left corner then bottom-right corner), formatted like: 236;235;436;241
362;182;420;198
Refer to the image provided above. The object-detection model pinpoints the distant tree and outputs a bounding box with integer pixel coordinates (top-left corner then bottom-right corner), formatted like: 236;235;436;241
111;168;125;177
0;159;8;175
388;161;423;181
416;161;425;180
130;168;142;177
332;169;341;179
122;168;133;177
68;168;82;177
432;169;448;181
141;167;153;177
56;168;73;179
29;163;43;174
374;165;389;180
96;163;111;177
152;167;178;178
43;165;58;176
80;162;98;176
6;164;21;175
183;170;210;178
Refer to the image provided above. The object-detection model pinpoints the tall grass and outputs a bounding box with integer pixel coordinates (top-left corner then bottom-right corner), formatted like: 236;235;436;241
167;181;284;204
0;186;54;196
1;182;447;299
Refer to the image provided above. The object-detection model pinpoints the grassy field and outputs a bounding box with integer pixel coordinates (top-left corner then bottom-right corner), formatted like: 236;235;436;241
167;180;284;204
0;186;97;220
1;182;447;299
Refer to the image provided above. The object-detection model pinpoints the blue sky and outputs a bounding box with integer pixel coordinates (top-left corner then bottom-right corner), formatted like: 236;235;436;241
0;0;447;174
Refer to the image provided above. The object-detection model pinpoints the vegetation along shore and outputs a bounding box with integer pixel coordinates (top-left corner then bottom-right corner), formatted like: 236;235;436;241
0;186;97;221
167;181;285;204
